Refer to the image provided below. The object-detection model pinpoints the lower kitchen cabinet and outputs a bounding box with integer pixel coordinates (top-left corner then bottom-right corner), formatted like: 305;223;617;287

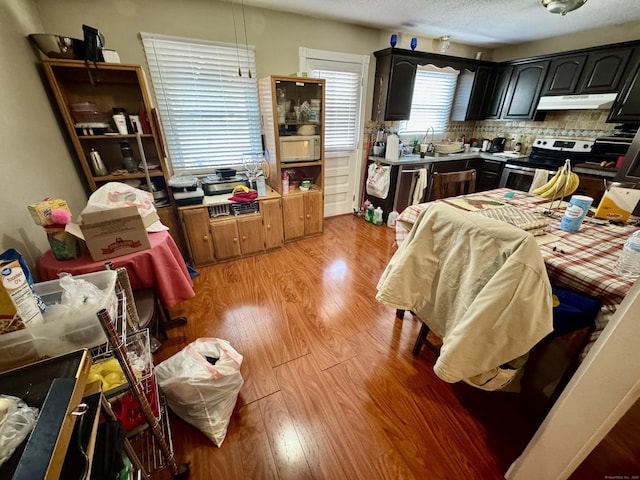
180;192;284;266
470;158;504;192
282;189;323;241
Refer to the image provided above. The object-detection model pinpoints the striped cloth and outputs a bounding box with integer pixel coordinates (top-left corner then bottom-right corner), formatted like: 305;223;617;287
395;188;639;357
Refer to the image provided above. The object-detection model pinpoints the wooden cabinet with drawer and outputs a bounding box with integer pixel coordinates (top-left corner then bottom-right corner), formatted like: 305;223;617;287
180;190;284;266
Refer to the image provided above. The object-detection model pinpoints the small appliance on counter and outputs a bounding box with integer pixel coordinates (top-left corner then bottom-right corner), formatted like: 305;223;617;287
173;187;204;206
168;175;198;192
488;137;507;153
202;173;250;196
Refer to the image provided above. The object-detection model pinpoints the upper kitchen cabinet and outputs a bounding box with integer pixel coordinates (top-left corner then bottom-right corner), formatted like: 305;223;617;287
541;47;633;96
608;48;640;122
541;55;587;95
501;60;549;120
451;65;497;121
373;48;498;122
372;50;417;121
485;66;513;119
579;47;633;93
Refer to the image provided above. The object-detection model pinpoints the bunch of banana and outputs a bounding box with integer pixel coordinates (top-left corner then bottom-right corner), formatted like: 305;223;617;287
532;167;580;199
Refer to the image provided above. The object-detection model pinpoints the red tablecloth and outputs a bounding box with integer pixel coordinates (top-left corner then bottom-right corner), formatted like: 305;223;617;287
39;231;195;309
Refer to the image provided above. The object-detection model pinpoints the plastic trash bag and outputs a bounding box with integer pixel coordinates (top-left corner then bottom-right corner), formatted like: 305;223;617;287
366;163;391;199
0;395;39;468
80;182;167;233
42;273;109;323
155;338;243;447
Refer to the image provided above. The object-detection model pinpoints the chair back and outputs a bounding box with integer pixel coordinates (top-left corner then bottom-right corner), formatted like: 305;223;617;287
432;169;476;199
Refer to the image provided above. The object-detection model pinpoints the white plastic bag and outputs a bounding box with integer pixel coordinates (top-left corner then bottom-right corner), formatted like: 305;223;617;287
366;163;391;199
80;182;167;232
154;338;243;447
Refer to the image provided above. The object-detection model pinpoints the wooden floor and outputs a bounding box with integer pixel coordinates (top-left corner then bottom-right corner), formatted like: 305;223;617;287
154;214;640;480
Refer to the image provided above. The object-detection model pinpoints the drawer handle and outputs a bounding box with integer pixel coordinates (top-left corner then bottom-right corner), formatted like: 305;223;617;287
266;224;271;229
203;235;208;241
306;214;310;219
233;237;238;243
299;215;304;220
242;236;246;241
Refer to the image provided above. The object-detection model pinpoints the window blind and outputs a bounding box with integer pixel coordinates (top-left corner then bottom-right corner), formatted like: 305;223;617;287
309;68;360;150
399;64;459;136
141;33;262;174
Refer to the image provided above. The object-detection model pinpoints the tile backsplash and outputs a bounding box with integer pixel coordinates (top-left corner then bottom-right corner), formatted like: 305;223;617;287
365;109;623;155
447;109;619;145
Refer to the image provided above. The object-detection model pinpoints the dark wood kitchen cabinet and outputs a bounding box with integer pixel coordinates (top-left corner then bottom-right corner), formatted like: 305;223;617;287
486;66;513;119
372;51;417;121
579;47;633;93
608;48;640;122
501;60;549;120
542;47;632;96
541;55;587;95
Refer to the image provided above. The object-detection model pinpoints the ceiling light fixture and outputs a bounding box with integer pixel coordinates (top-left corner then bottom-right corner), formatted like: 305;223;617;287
438;36;450;53
541;0;587;15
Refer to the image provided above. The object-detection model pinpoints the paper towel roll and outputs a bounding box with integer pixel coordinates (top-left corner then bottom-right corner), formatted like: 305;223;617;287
385;134;399;161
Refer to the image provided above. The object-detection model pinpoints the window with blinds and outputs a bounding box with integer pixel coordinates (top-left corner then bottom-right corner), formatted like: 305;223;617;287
399;64;460;136
141;33;262;174
302;50;366;151
309;69;360;150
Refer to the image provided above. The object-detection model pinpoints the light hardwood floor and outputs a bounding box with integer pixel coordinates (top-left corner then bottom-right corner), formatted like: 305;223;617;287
155;214;640;480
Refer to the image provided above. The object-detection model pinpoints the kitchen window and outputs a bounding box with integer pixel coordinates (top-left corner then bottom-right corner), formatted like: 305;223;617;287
141;33;262;174
399;64;459;136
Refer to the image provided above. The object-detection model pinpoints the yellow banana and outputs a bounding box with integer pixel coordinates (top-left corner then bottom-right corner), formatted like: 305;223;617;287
541;169;567;198
532;168;562;196
563;172;579;196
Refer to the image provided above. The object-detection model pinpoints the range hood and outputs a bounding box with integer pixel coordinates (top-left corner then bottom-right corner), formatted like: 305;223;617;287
537;93;617;110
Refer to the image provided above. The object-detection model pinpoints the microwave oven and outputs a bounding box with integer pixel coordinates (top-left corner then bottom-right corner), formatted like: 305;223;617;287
279;135;321;163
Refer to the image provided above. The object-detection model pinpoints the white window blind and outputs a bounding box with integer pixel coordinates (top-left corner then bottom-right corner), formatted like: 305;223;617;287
309;69;360;150
399;64;459;136
141;33;262;174
303;51;366;151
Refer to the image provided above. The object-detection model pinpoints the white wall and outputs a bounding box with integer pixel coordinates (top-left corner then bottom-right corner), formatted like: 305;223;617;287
0;0;87;273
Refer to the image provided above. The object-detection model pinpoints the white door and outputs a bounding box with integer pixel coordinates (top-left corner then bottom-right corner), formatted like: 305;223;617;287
300;48;370;217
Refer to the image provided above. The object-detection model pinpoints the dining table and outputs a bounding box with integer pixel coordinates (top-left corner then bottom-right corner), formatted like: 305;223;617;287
394;188;638;357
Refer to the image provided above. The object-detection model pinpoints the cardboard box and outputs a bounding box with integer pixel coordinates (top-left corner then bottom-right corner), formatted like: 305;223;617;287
65;206;159;261
593;187;640;222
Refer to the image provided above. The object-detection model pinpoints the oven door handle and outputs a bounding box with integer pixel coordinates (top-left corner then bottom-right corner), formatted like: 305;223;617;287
504;164;541;173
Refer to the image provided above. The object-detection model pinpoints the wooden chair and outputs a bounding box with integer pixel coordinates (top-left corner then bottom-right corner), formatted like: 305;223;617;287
432;169;477;200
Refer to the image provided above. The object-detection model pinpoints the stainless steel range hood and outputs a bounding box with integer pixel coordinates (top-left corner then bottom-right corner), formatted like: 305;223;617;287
537;93;618;110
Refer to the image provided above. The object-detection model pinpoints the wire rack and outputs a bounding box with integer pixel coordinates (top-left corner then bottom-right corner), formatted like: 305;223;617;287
95;269;189;479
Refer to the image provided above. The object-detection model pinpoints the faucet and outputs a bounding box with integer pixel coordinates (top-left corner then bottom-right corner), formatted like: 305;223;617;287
422;127;435;153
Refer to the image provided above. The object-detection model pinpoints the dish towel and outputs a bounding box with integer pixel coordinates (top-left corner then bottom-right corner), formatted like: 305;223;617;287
528;169;553;193
412;168;428;205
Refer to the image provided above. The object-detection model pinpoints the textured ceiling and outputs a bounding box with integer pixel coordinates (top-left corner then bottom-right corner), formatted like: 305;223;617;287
225;0;640;47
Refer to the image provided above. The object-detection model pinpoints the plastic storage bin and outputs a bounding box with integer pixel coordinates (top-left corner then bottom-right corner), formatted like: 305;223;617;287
0;270;118;366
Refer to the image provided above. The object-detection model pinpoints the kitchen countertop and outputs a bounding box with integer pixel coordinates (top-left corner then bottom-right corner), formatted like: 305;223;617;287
368;151;527;166
368;153;619;179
